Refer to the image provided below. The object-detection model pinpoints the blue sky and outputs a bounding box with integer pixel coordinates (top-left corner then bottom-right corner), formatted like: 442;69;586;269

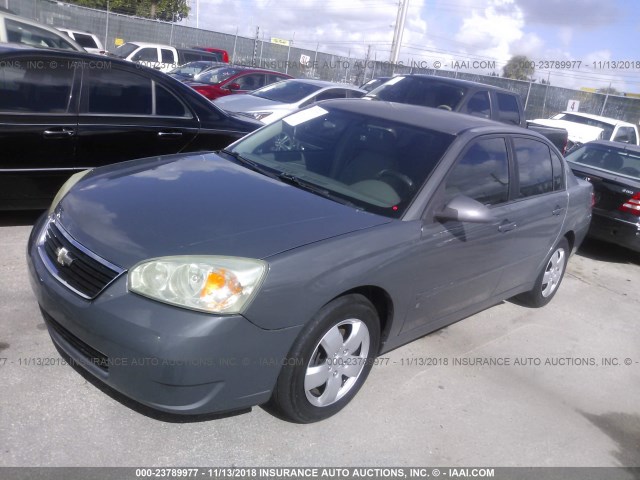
184;0;639;92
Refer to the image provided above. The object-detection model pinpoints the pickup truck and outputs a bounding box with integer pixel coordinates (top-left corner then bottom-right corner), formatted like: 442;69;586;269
531;111;640;151
365;74;569;153
111;42;225;71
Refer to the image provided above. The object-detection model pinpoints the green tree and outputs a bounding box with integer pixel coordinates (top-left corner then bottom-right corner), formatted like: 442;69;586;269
502;55;535;81
597;86;621;95
67;0;189;21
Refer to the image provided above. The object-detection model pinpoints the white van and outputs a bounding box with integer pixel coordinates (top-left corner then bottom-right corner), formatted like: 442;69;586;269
0;11;83;51
57;28;105;55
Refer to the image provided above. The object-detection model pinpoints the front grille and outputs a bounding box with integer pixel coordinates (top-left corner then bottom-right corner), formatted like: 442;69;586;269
38;219;124;299
43;310;110;372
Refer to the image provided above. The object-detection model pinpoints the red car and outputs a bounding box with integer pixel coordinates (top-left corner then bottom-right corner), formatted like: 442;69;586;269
191;46;230;63
184;66;292;101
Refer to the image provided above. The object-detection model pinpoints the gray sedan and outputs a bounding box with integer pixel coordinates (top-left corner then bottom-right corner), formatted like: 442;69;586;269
27;100;592;423
213;78;365;124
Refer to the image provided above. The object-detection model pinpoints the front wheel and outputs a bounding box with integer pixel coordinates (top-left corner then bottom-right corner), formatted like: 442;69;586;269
515;237;569;307
266;294;380;423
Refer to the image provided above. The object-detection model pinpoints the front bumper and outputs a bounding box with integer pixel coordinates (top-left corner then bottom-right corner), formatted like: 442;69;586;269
27;215;302;415
588;212;640;253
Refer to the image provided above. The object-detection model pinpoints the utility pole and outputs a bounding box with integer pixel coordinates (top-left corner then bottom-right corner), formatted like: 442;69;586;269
390;0;409;64
252;26;259;67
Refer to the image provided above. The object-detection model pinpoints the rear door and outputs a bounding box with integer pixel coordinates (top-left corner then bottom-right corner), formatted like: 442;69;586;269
0;54;79;208
76;64;198;168
493;135;568;293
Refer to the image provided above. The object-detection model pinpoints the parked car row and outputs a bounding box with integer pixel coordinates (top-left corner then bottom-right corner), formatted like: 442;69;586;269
0;46;261;210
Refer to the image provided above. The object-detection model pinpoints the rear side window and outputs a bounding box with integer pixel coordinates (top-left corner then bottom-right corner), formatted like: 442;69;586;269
445;137;510;205
495;92;520;125
0;58;75;113
316;89;348;101
513;137;553;197
551;153;565;190
72;33;99;49
155;84;190;117
84;68;152;115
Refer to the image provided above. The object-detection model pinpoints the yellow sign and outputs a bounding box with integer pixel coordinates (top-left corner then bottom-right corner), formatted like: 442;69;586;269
271;37;290;46
114;38;124;46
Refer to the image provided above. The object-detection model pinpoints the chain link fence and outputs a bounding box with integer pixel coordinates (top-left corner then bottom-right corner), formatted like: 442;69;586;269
8;0;640;124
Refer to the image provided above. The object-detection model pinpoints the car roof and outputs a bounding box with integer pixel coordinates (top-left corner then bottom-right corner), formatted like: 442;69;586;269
391;74;516;94
209;65;291;75
559;111;635;127
56;27;96;36
317;99;531;136
282;78;360;88
580;140;640;154
0;45;156;67
124;41;173;48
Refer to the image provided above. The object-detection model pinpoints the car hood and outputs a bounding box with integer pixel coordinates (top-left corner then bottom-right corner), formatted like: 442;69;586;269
56;153;390;269
213;94;285;112
532;119;604;144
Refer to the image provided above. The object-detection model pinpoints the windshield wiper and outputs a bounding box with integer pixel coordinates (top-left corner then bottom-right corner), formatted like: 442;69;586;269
277;173;359;209
220;149;278;178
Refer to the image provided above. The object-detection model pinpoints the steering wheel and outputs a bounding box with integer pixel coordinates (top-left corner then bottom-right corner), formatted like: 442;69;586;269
273;132;295;151
377;169;414;195
437;104;452;111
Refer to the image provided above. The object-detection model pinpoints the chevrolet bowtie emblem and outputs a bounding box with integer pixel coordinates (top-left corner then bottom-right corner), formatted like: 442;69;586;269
56;247;74;267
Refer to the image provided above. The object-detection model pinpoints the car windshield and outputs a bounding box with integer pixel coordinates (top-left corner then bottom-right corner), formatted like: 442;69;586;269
193;66;241;84
169;61;217;78
552;113;615;139
112;42;138;58
228;105;454;218
366;76;467;110
566;144;640;180
252;81;323;103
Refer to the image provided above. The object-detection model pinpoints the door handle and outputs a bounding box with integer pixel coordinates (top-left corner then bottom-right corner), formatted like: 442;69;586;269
552;206;564;216
498;221;517;233
43;128;75;138
157;131;183;138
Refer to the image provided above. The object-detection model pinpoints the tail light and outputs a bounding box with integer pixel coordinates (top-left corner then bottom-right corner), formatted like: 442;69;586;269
591;192;596;208
619;192;640;216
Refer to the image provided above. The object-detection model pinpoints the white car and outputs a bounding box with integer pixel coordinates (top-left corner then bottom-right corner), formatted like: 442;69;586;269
533;111;640;149
213;79;366;124
0;11;83;51
57;28;105;55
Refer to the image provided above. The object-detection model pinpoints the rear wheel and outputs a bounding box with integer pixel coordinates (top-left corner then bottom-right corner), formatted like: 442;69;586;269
266;294;380;423
516;237;569;307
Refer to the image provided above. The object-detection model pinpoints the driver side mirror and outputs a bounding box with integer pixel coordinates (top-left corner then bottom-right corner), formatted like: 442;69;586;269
435;195;496;223
227;83;241;91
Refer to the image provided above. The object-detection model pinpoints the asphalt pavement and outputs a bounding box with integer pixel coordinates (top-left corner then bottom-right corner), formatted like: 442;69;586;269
1;213;639;467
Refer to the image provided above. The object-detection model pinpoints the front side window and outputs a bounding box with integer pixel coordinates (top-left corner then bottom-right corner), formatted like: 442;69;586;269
445;137;510;205
495;92;520;125
513;137;553;197
367;76;467;110
0;58;75;113
229;105;454;218
132;48;158;62
465;91;490;118
234;73;265;90
252;80;322;103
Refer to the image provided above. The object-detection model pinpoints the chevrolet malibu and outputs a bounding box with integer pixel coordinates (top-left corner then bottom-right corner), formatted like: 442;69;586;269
28;100;592;423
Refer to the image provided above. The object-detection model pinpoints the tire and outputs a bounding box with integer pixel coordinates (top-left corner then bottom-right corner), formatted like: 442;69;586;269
516;237;570;308
266;294;381;423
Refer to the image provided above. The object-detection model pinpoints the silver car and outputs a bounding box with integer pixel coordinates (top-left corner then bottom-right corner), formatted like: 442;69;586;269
213;78;366;124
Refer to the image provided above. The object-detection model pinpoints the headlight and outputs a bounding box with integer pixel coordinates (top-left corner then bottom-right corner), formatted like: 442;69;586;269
49;169;92;214
128;256;267;314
